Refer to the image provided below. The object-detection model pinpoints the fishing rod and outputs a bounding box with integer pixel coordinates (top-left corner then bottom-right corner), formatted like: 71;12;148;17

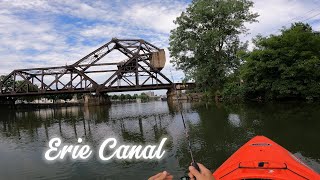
169;70;200;177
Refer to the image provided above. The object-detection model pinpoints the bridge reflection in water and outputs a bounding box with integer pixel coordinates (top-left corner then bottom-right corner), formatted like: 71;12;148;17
1;102;179;143
0;101;319;179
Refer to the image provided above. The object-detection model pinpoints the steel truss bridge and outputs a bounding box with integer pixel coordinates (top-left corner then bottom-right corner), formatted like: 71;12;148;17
0;38;194;97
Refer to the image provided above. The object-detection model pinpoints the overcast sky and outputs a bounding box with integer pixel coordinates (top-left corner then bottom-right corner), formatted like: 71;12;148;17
0;0;319;94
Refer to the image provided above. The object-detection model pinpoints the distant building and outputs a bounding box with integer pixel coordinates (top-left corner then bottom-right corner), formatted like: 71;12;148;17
145;91;155;97
16;98;53;104
33;98;54;104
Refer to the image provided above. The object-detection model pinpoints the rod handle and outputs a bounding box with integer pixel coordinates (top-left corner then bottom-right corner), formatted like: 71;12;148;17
180;162;200;180
192;161;200;172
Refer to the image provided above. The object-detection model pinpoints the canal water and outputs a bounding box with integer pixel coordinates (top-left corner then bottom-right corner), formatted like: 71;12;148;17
0;101;319;179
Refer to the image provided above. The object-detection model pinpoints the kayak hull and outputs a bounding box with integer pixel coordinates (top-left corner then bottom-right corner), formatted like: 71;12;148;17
212;136;320;179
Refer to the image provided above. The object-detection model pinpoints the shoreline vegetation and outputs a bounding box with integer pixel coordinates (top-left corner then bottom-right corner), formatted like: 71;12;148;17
0;92;160;107
169;0;320;103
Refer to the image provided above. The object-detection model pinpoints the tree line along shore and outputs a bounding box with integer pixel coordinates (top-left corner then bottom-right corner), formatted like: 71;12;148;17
169;0;320;102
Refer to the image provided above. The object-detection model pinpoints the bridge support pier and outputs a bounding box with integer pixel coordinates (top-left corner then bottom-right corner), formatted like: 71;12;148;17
167;88;184;101
84;94;110;106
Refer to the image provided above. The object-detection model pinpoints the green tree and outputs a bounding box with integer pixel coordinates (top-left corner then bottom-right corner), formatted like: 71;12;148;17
133;94;138;99
125;94;132;100
0;75;38;93
112;94;119;100
241;23;320;101
1;75;39;102
169;0;258;91
15;80;38;92
0;75;14;92
120;94;126;101
139;93;149;101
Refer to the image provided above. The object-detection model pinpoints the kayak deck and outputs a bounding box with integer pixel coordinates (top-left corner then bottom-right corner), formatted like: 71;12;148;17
212;136;320;179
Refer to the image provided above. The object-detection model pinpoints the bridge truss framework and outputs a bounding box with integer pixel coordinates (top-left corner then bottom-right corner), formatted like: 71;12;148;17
0;38;192;97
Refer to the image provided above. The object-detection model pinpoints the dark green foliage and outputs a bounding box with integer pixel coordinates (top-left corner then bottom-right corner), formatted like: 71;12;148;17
112;94;119;100
241;23;320;101
1;75;39;102
16;81;39;92
139;93;149;101
222;82;246;101
169;0;258;91
110;94;141;101
0;75;14;91
125;94;132;100
0;75;38;93
120;94;126;101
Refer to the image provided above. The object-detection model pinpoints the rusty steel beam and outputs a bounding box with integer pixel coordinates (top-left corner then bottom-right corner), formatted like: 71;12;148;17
0;83;194;97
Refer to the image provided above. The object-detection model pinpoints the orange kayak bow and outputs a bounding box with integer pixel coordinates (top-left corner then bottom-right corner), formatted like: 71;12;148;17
212;136;320;179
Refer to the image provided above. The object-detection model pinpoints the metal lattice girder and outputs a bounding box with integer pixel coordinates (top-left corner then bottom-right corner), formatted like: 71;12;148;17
0;38;177;97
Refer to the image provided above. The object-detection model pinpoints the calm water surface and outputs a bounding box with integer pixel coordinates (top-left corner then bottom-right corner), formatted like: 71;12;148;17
0;101;319;179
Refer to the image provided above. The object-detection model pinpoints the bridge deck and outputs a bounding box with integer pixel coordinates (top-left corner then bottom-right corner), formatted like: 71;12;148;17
0;83;195;97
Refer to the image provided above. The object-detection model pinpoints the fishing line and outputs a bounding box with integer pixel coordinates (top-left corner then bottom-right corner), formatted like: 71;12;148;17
169;69;200;177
